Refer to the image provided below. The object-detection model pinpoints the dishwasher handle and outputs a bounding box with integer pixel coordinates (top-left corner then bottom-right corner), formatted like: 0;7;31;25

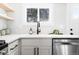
61;42;71;45
55;42;79;45
60;42;79;45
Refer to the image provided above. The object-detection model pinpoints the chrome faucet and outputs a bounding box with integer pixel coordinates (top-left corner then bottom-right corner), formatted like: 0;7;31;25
37;21;41;34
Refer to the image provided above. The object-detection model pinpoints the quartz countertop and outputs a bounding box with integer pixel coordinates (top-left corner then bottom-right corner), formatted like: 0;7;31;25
0;34;79;44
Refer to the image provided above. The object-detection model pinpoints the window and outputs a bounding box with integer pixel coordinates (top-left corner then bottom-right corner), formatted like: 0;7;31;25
39;9;49;21
27;8;49;22
27;8;38;22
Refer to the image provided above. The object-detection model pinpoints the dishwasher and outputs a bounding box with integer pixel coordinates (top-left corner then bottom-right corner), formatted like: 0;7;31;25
53;38;79;55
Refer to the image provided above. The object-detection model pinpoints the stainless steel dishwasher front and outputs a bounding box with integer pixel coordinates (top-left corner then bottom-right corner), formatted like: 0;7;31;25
53;38;79;55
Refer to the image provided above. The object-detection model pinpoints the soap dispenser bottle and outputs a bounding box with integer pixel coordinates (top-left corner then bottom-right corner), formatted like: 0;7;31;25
29;28;33;34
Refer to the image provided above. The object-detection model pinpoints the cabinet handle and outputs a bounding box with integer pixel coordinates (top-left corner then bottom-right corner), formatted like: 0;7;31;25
10;45;18;50
37;48;39;55
34;48;36;55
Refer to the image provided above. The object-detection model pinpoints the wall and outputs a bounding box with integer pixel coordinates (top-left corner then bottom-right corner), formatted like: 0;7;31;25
7;3;25;34
22;3;54;34
8;3;54;34
0;9;8;30
0;19;7;30
53;3;67;34
8;3;67;34
66;4;79;35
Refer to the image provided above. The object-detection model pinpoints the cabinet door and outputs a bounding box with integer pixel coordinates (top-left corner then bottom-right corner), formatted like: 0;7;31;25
21;39;39;55
21;46;36;55
39;38;52;55
39;47;52;55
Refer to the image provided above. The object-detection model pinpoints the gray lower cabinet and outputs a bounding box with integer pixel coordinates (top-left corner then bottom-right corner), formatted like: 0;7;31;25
21;38;52;55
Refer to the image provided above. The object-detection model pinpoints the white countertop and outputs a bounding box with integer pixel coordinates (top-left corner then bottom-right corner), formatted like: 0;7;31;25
0;34;79;43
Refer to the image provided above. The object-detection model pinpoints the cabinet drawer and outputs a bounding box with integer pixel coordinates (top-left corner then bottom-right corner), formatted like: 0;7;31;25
8;40;18;53
21;39;39;46
9;46;19;55
39;38;52;46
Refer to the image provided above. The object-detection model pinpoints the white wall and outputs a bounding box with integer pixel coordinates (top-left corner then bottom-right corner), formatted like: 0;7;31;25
0;19;7;30
66;4;79;35
8;3;67;34
8;3;54;34
8;3;25;34
53;3;67;34
23;3;55;34
0;9;8;30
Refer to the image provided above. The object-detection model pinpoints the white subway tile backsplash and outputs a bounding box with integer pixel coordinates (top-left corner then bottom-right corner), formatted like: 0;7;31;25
0;19;7;30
